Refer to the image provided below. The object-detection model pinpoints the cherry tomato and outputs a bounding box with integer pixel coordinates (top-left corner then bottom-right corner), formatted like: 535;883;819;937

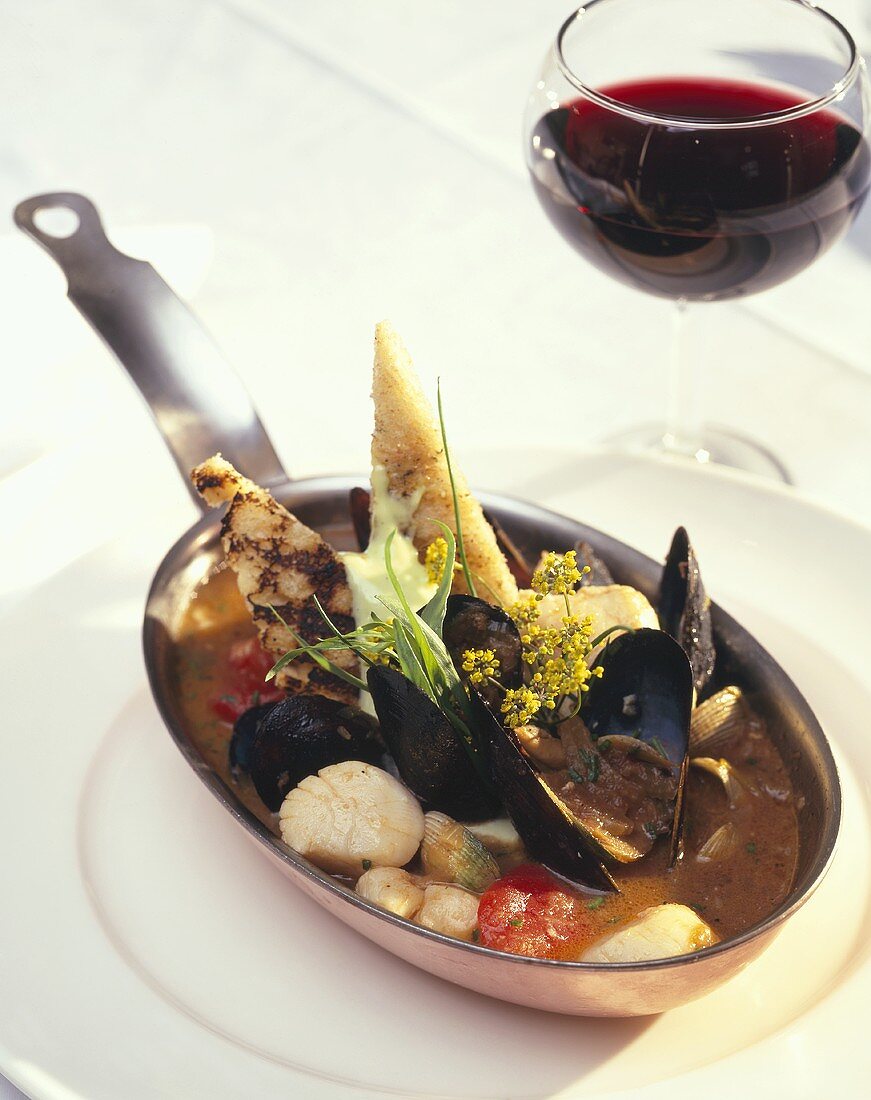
477;864;592;959
211;637;284;723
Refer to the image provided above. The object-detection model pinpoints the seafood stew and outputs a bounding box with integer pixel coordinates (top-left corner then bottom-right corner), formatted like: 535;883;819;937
163;322;813;967
175;565;798;958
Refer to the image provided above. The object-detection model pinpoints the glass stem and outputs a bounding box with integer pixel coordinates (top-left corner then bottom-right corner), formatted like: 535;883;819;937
662;299;706;459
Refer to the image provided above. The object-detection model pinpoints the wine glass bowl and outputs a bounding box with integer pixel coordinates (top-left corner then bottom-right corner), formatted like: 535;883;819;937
524;0;870;474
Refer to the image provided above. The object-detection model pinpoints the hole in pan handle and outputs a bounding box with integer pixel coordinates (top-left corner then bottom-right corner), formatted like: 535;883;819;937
13;191;288;508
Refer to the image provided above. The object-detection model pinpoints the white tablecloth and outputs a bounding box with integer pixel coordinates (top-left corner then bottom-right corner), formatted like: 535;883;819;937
1;2;870;1097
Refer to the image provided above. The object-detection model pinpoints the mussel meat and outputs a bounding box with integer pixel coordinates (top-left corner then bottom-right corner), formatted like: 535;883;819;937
367;665;501;821
583;628;694;864
658;527;716;695
249;695;383;811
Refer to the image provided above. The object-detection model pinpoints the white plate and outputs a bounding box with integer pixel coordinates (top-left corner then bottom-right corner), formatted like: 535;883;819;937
2;449;870;1100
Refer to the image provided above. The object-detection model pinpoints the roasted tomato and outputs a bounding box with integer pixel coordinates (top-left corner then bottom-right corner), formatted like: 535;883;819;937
211;637;284;723
477;864;594;959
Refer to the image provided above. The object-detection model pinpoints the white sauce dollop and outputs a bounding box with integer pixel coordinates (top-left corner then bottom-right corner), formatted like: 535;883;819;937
338;466;436;713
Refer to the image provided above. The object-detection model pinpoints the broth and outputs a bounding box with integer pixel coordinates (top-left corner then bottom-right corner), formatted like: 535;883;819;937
173;566;799;956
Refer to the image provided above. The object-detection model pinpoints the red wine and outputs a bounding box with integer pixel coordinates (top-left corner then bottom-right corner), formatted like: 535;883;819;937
529;77;870;301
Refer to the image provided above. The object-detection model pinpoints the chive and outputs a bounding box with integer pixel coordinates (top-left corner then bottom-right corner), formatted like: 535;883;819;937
471;928;480;943
642;821;658;839
509;917;523;928
745;841;757;855
587;897;605;911
568;767;584;784
746;756;758;766
437;381;476;597
649;736;668;759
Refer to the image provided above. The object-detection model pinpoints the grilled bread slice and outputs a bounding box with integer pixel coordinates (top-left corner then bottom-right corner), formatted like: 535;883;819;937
371;321;518;606
191;455;358;702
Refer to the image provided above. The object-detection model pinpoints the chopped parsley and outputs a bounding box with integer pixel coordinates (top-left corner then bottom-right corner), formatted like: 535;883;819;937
587;897;605;911
642;821;659;839
649;736;668;759
509;917;524;928
745;841;757;856
746;756;758;766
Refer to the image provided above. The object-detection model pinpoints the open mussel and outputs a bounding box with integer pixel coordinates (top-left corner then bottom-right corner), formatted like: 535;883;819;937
583;628;694;864
248;695;383;811
658;527;715;695
473;696;617;891
442;594;523;709
367;666;501;821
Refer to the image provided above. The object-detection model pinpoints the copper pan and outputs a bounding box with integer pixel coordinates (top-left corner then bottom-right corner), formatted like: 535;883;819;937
15;192;841;1016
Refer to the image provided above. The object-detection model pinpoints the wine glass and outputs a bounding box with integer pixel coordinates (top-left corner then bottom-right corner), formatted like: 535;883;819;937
525;0;870;480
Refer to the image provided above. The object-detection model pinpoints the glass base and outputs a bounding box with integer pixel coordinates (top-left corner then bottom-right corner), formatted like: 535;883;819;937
605;423;792;484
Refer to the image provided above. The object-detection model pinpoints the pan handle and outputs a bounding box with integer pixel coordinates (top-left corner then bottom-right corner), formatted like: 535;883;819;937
13;192;288;510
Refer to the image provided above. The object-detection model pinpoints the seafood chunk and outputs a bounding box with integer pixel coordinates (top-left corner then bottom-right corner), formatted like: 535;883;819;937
371;321;518;606
278;761;424;878
356;867;425;919
415;884;480;942
580;904;717;963
532;584;659;654
515;723;567;769
191;454;358;702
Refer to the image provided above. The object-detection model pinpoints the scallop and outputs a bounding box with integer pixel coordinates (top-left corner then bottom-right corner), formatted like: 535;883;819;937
421;812;500;892
415;884;480;942
690;686;752;756
356;866;425;919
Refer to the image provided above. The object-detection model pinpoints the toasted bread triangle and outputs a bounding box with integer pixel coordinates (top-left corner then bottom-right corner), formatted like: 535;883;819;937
191;454;359;702
371;322;518;606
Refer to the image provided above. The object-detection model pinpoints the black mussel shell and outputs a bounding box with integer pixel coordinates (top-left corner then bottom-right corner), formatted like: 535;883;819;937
584;628;693;864
575;540;615;586
349;486;371;550
473;694;617;891
442;595;523;709
230;701;281;777
659;527;715;695
367;665;501;821
249;695;383;811
482;508;534;587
